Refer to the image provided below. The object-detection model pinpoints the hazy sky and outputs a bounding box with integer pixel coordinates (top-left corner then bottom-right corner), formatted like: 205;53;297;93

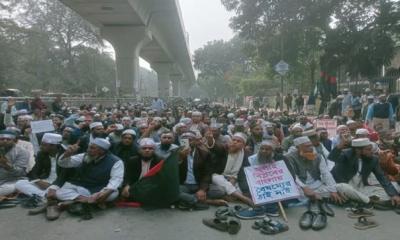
179;0;235;53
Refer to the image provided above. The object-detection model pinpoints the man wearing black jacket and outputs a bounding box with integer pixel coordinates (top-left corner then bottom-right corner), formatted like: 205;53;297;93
15;133;65;200
332;138;400;206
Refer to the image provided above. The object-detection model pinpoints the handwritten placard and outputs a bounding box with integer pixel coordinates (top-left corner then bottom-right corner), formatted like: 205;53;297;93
244;161;300;205
30;120;55;134
315;119;337;138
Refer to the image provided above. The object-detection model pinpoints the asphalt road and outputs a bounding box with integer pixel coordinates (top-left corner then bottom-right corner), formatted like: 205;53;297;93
0;204;398;240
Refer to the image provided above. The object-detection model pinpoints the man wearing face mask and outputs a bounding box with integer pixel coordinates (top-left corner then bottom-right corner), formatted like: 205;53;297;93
332;138;400;210
285;137;342;214
282;125;303;152
155;131;179;159
366;94;394;131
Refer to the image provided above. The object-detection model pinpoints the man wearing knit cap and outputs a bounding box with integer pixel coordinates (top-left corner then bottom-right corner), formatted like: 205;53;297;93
79;122;106;153
285;136;342;215
235;140;287;218
121;138;161;199
46;138;124;220
0;130;30;197
15;133;64;202
211;132;253;206
332;138;400;208
282;125;303;152
111;129;138;164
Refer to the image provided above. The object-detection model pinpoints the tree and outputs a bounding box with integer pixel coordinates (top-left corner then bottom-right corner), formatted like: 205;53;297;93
221;0;400;95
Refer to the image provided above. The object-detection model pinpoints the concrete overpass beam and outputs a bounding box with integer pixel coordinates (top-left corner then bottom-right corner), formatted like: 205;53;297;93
101;26;150;97
152;63;173;98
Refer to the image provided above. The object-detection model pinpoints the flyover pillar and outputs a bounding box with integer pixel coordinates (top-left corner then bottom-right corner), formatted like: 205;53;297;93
152;63;173;98
101;26;150;97
170;74;183;97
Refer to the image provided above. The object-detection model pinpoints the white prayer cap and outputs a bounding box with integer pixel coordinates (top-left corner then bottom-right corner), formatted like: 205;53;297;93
367;95;374;100
346;120;356;125
115;124;124;130
351;138;371;148
122;129;136;136
303;129;317;137
355;128;369;136
343;88;349;92
291;124;303;131
337;95;344;99
293;136;311;146
91;138;111;150
227;113;235;119
153;117;162;122
139;138;156;148
192;111;202;117
260;140;276;149
42;133;62;145
235;118;245;126
233;132;247;143
264;122;274;128
181;131;196;139
180;118;192;125
337;125;348;131
210;123;222;129
90;122;103;129
0;130;17;139
19;115;33;120
16;109;28;115
122;116;131;121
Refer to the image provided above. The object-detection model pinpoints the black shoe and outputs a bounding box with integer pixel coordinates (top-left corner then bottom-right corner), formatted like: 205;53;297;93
193;202;209;211
299;211;315;230
311;212;327;230
319;199;335;217
67;203;84;216
80;203;93;220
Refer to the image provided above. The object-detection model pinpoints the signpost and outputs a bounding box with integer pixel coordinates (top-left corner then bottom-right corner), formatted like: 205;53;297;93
275;60;289;93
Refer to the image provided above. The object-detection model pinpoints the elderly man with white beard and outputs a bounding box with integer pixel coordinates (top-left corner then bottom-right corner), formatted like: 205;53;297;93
211;133;253;206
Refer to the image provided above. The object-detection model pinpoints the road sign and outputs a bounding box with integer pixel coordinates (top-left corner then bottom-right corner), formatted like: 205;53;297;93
275;60;289;76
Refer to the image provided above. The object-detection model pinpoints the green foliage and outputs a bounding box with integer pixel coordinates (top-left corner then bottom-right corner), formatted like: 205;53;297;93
221;0;400;90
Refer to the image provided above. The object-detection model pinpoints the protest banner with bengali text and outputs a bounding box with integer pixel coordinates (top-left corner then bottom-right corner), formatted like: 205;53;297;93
244;161;300;205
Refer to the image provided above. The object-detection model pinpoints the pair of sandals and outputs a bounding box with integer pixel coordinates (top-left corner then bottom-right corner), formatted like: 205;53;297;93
202;217;241;235
252;216;289;235
347;207;374;219
215;205;245;220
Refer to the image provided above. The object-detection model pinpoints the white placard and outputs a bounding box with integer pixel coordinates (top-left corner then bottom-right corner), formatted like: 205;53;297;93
244;161;300;205
30;120;55;134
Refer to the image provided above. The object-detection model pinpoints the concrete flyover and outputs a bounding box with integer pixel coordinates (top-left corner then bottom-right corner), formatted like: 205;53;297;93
59;0;196;98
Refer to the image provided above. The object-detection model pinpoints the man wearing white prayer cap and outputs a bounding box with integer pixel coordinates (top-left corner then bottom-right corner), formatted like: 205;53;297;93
332;138;400;208
285;135;342;216
282;125;304;152
46;137;124;220
15;133;64;202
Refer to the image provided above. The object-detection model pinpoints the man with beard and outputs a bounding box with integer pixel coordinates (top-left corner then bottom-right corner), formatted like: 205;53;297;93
121;138;161;199
0;130;30;198
332;138;400;209
178;131;224;210
189;111;207;135
112;129;138;164
246;123;264;155
211;133;253;206
15;133;64;202
61;126;81;149
79;122;106;152
317;127;332;152
143;117;169;143
51;114;64;134
155;131;179;159
282;125;303;152
285;136;342;219
46;138;124;220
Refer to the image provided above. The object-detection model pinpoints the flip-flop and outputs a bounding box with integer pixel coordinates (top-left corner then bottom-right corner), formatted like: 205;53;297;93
227;217;241;235
347;208;374;219
354;216;378;230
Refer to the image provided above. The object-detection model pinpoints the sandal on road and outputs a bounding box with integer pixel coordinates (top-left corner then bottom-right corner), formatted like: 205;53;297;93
227;217;241;235
254;217;289;235
347;208;374;219
354;216;378;230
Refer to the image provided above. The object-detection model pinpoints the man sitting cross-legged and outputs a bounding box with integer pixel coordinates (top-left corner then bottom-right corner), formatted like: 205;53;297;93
46;138;124;220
